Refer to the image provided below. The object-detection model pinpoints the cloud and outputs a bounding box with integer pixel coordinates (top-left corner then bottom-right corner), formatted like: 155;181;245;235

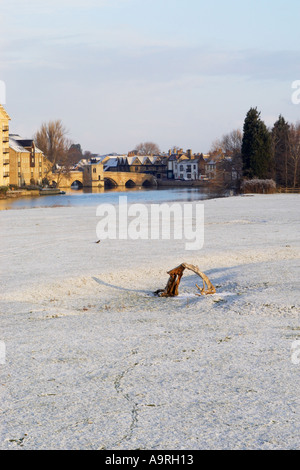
3;37;299;92
48;44;300;84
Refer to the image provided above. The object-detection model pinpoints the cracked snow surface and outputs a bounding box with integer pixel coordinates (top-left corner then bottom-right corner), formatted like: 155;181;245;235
0;194;299;449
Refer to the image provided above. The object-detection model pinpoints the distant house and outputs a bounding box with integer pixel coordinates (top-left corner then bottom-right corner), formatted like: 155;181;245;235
103;155;129;172
9;134;50;187
72;158;92;170
174;159;199;180
205;160;217;180
166;151;190;179
167;154;177;179
102;154;167;179
167;148;208;181
167;151;207;181
215;158;240;185
137;156;167;179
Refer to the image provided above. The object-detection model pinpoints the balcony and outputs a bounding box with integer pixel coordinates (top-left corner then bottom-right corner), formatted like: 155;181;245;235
2;137;9;143
3;159;9;165
2;126;9;132
2;149;9;154
3;172;9;178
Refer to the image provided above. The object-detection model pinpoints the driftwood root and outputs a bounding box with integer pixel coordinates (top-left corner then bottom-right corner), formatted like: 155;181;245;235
154;263;216;297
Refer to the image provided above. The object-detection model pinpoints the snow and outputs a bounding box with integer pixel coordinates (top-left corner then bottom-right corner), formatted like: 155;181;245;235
0;193;299;450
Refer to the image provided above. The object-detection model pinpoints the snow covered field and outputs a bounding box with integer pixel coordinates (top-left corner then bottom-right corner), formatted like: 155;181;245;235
0;193;299;450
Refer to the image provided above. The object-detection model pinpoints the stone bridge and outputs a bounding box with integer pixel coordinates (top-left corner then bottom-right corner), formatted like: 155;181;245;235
102;171;157;189
52;170;157;189
50;171;84;188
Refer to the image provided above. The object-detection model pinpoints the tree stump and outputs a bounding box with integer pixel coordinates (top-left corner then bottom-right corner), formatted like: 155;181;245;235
154;263;216;297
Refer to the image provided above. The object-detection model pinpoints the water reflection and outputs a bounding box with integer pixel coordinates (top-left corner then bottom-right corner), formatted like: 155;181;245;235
0;186;229;211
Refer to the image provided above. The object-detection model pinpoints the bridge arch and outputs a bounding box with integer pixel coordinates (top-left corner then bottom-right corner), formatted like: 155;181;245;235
104;177;118;189
125;179;136;188
142;178;153;188
71;180;83;189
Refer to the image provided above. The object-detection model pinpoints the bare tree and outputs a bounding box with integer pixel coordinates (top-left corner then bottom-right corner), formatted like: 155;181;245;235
208;138;223;158
83;150;97;160
210;129;242;157
288;122;300;188
170;145;182;153
134;141;160;156
222;129;242;157
209;129;243;177
68;143;83;166
34;120;72;186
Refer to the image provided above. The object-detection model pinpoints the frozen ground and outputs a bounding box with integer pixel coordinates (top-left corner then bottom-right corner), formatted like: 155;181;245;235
0;193;299;450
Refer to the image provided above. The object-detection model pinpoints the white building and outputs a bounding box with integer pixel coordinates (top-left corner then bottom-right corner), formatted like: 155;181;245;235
173;159;199;180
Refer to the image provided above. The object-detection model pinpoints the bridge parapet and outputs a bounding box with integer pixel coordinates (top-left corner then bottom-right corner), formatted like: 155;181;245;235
103;171;157;188
50;169;157;189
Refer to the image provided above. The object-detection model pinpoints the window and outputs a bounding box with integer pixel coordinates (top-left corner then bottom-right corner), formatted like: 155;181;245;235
93;168;96;173
179;165;183;171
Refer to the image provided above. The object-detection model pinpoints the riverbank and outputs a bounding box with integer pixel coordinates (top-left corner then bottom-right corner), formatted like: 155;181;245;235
0;189;40;199
0;194;299;449
0;188;64;200
0;180;217;200
157;179;210;187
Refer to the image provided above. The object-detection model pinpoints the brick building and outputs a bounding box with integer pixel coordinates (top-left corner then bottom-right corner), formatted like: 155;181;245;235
0;104;10;187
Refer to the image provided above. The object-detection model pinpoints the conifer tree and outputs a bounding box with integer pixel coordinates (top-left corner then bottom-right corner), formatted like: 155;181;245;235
272;115;290;187
241;107;273;179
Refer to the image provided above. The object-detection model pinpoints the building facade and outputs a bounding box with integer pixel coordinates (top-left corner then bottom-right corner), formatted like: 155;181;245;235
102;155;167;179
0;104;11;187
9;135;50;187
82;160;104;187
204;161;217;180
174;159;198;180
167;150;207;181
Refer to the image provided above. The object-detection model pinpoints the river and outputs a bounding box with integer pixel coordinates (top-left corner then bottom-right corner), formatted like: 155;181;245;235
0;186;232;211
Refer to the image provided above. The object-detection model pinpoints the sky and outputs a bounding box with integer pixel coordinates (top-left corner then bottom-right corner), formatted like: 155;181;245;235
1;0;300;155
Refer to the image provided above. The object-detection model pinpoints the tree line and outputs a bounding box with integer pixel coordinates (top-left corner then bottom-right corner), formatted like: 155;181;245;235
212;107;300;188
34;108;300;188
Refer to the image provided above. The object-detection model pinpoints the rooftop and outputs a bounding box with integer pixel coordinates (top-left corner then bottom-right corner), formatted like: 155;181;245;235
9;134;43;153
